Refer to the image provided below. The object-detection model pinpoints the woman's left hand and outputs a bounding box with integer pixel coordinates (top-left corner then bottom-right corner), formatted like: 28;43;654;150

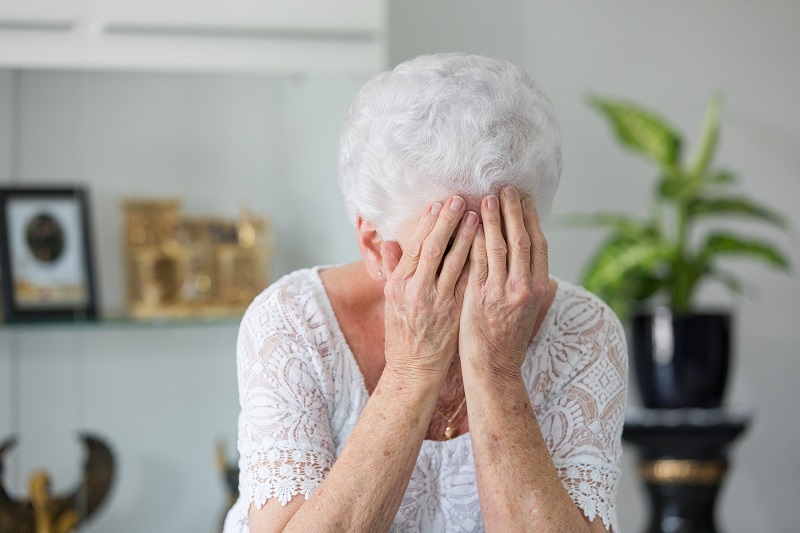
458;186;551;381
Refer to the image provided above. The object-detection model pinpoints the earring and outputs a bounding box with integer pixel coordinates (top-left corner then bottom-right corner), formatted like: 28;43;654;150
377;271;382;277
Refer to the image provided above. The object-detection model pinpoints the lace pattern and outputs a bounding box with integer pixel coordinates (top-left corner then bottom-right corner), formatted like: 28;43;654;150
241;448;332;507
555;461;620;532
224;266;628;532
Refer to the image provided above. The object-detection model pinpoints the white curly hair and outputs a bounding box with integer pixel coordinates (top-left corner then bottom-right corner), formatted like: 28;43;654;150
338;53;562;240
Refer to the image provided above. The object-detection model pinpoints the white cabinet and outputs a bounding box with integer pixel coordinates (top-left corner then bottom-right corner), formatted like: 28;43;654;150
0;0;83;67
0;0;386;72
0;0;81;25
91;0;380;32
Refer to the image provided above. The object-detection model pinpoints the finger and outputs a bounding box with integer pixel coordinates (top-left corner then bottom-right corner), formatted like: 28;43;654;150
437;210;480;295
414;195;468;283
481;194;507;284
500;187;532;281
522;196;549;281
380;241;402;278
454;256;470;303
394;201;442;280
469;224;488;286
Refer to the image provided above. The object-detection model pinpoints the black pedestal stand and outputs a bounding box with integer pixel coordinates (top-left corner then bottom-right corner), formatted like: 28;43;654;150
622;407;752;533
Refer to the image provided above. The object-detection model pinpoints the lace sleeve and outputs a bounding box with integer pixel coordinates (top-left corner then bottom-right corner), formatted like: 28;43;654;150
539;292;629;533
235;290;335;512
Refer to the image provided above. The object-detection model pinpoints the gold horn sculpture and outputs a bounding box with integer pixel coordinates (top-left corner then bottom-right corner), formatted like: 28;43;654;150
0;434;115;533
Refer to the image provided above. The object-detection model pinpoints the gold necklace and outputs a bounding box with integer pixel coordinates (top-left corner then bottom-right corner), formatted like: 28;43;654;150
435;396;467;440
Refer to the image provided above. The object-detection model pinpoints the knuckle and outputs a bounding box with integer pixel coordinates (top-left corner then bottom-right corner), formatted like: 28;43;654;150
533;277;550;299
489;241;507;257
459;220;477;238
533;233;548;253
406;241;423;260
511;233;531;251
443;211;461;227
405;279;424;301
484;210;502;225
509;277;533;297
422;241;443;260
442;258;462;278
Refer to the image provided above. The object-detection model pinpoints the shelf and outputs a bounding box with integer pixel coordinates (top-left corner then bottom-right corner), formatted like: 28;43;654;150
0;312;242;331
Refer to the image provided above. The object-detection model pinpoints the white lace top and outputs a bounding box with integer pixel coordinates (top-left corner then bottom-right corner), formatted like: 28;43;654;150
222;265;628;533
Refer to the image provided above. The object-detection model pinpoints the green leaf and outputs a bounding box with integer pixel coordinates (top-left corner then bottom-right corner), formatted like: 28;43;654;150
707;170;737;187
583;235;670;294
688;195;789;229
698;232;792;271
589;95;683;168
590;271;664;324
658;174;701;200
706;267;749;297
688;92;723;177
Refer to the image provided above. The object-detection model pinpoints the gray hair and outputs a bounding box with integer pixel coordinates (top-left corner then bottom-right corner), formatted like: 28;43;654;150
338;53;562;240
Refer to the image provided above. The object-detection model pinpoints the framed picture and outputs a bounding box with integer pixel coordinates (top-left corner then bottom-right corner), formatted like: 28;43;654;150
0;186;98;322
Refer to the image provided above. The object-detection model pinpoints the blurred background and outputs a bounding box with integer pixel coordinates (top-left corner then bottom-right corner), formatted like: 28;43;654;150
0;0;798;531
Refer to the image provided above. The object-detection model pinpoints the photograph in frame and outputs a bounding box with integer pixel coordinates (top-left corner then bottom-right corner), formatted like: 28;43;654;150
0;186;98;322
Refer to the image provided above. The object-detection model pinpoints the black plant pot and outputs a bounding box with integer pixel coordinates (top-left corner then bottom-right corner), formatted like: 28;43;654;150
631;307;732;409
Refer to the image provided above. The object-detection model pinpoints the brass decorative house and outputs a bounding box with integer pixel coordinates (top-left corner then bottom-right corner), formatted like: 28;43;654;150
123;199;273;319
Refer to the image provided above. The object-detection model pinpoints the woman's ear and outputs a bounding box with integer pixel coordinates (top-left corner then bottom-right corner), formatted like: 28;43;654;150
356;216;386;281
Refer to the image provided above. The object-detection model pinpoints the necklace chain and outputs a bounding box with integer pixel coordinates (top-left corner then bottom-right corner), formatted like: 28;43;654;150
434;396;467;440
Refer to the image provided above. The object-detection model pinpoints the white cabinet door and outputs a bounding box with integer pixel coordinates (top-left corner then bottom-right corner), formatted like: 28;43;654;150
90;0;382;33
0;0;82;26
0;0;83;67
0;0;386;72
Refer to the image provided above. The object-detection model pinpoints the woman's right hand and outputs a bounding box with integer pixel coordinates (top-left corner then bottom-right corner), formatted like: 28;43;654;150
380;195;480;378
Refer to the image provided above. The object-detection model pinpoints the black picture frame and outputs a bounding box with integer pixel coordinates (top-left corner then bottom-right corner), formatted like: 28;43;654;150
0;186;98;322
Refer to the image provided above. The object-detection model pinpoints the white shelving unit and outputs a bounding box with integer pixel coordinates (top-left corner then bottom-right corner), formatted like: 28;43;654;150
0;0;387;73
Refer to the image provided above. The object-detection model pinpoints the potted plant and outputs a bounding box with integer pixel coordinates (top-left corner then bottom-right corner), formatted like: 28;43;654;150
553;93;793;409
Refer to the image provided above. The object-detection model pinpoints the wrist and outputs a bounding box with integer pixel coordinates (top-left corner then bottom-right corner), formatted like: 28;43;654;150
381;362;447;395
461;355;524;392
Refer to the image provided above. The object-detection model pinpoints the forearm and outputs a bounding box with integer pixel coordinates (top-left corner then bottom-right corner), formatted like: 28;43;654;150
462;368;589;533
283;366;443;533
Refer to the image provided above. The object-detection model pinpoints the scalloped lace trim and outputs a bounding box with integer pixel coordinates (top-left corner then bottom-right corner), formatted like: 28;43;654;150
556;461;620;533
240;449;332;510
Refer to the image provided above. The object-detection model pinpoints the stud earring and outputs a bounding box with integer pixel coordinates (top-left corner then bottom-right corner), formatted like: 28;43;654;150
378;271;382;277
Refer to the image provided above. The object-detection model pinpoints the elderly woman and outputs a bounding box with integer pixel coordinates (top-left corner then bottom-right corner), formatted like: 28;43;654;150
223;53;628;533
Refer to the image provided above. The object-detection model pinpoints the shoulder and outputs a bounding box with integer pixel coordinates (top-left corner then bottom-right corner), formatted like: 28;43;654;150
237;266;333;362
242;266;329;334
538;275;628;388
550;275;627;342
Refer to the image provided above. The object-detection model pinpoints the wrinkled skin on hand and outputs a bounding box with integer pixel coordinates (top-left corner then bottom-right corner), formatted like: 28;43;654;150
381;194;480;378
459;187;551;380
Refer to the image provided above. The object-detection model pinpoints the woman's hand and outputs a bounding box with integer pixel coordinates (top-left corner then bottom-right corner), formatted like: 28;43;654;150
459;186;551;381
381;195;480;378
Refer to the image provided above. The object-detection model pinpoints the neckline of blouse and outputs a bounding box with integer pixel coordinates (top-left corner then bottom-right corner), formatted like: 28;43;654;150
308;263;566;451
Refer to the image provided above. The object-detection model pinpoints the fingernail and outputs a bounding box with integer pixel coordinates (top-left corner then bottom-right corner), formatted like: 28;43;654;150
504;187;517;200
487;195;498;211
450;195;465;212
523;197;535;211
431;202;443;216
465;211;478;226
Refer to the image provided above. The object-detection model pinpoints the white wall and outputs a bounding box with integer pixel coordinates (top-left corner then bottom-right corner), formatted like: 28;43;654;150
391;1;800;532
0;70;367;532
1;1;799;531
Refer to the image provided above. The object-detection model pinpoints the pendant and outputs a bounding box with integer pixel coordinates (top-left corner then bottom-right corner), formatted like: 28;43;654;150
444;425;455;440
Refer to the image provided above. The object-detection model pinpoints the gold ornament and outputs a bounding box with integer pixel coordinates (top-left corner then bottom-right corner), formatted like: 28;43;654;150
435;396;467;440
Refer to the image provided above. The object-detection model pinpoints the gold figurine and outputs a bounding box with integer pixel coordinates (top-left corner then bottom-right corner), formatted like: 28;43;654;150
123;200;273;319
0;434;115;533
